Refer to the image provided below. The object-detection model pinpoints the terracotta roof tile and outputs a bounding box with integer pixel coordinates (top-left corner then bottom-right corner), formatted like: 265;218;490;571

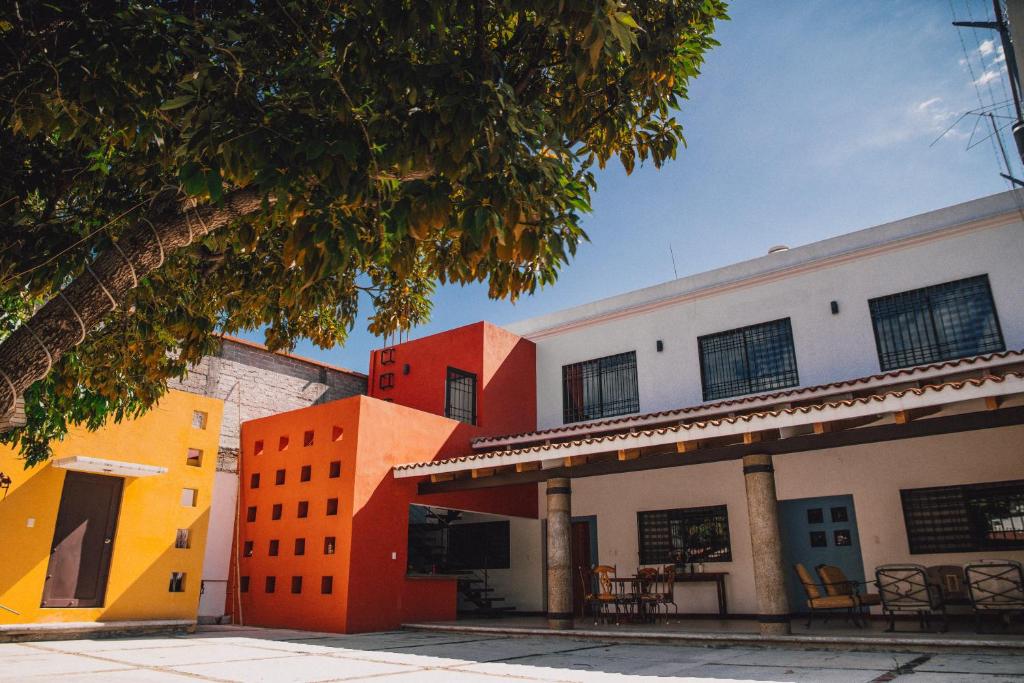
397;369;1023;472
470;349;1024;448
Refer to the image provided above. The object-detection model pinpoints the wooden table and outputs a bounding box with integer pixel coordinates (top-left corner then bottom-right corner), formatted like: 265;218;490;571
673;572;729;616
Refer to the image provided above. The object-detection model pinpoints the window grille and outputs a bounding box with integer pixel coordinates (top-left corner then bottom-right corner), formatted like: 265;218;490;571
869;274;1004;371
698;318;798;401
638;505;732;565
444;367;477;425
901;480;1024;554
562;351;640;424
324;536;336;554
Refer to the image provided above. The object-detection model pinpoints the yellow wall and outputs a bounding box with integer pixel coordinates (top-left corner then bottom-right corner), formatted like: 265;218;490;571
0;389;223;624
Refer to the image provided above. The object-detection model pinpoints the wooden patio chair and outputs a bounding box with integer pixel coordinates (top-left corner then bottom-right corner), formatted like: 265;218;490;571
874;564;947;632
964;560;1024;633
794;563;861;628
816;564;881;626
660;565;679;619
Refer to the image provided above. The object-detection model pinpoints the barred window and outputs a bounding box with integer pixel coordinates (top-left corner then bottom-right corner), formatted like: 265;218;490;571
698;318;798;401
869;274;1004;371
445;367;477;425
901;480;1024;554
638;505;732;565
562;351;639;424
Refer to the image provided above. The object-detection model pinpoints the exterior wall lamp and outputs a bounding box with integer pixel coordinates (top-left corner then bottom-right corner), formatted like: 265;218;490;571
0;471;10;500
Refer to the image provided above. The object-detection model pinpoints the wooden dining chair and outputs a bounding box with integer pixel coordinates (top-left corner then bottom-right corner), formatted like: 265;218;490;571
591;564;624;624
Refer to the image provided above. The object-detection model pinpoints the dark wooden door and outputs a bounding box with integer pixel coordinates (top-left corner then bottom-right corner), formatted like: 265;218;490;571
42;472;123;608
570;520;592;617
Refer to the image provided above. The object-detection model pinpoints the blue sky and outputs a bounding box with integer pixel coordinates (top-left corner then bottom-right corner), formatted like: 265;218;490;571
239;0;1018;373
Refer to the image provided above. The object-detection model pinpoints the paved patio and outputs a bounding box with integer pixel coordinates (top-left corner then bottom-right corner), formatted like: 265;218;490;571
2;624;1023;682
405;615;1024;652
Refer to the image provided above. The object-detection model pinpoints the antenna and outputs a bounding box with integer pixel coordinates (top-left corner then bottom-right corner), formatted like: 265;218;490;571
668;243;679;279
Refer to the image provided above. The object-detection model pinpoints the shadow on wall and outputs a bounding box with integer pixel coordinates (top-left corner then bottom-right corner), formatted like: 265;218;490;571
0;465;210;623
100;508;210;621
0;465;58;603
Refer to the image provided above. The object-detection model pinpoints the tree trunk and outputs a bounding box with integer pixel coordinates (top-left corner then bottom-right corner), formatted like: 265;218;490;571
0;188;265;424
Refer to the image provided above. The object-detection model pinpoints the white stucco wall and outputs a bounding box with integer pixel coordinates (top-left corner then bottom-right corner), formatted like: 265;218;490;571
197;471;239;620
539;425;1024;616
511;195;1024;431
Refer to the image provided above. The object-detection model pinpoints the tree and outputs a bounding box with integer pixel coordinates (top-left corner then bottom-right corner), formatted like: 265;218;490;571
0;0;727;464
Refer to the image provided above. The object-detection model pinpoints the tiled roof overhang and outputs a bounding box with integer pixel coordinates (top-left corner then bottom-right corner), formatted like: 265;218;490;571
394;364;1024;479
469;350;1024;450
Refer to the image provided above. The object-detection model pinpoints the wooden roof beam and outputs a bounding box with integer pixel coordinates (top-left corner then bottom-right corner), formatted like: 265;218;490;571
515;461;541;473
617;448;641;461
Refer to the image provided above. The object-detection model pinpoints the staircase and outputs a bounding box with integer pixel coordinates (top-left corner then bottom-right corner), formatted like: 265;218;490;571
407;506;516;618
455;569;516;618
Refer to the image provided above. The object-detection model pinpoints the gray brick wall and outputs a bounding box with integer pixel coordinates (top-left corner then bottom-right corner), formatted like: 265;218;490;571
169;338;366;471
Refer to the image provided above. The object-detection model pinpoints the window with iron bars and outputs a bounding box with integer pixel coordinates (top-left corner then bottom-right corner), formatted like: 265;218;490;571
562;351;639;424
637;505;732;565
444;367;477;425
901;480;1024;554
868;274;1004;371
698;318;798;402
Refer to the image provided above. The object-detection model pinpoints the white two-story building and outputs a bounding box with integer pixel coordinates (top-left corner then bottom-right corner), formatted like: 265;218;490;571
393;190;1024;634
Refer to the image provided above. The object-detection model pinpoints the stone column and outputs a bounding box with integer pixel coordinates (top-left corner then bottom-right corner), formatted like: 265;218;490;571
546;477;573;630
742;453;791;635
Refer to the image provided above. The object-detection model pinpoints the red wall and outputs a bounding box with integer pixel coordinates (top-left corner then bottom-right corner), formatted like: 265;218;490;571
368;321;537;455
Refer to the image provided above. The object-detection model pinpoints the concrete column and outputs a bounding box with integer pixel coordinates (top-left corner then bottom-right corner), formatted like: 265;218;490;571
546;477;573;630
742;453;791;635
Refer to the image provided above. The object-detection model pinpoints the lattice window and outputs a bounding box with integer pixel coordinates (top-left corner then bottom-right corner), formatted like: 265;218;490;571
901;480;1024;554
638;505;732;565
444;367;477;425
869;274;1004;371
698;318;798;401
562;351;640;424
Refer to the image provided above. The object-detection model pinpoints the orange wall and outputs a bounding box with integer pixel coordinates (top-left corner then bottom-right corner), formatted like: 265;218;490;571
233;394;537;634
232;400;359;631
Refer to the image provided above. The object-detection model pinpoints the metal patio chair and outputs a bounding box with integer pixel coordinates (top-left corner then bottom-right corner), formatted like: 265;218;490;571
794;563;863;628
874;564;947;632
964;560;1024;633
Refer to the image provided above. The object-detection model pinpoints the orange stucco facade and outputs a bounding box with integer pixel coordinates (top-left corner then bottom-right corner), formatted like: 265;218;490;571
231;322;538;633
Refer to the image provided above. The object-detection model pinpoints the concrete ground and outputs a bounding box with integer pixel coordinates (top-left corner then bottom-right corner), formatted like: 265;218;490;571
2;625;1023;682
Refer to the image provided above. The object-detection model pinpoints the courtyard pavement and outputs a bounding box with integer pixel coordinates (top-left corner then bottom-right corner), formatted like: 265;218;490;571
1;625;1023;682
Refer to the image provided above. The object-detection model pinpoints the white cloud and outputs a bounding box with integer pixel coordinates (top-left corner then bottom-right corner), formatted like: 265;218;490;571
917;97;942;111
979;39;996;56
975;69;1001;86
995;45;1006;63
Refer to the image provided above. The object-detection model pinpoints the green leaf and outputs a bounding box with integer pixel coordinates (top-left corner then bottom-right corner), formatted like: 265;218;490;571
159;95;194;110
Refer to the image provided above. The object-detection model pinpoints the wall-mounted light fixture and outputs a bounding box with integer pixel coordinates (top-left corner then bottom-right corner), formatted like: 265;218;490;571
0;471;11;500
656;340;664;352
830;301;839;315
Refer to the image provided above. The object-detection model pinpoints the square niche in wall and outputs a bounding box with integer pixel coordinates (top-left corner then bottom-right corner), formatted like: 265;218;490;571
806;508;824;524
809;531;828;548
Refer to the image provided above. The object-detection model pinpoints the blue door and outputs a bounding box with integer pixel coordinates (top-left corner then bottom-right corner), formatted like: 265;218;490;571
779;495;866;611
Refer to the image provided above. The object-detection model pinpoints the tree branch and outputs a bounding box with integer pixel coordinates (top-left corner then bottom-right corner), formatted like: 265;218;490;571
0;187;266;424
